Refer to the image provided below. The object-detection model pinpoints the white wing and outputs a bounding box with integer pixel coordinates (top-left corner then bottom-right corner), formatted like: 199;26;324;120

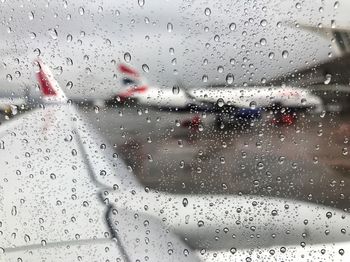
0;61;200;261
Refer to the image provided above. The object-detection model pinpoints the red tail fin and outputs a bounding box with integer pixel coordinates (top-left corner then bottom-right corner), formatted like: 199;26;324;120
118;64;139;78
35;59;67;102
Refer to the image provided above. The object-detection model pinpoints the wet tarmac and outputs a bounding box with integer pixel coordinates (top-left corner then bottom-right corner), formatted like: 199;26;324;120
79;107;350;210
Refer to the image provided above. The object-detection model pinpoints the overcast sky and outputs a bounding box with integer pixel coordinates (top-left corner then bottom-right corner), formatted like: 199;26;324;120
0;0;350;99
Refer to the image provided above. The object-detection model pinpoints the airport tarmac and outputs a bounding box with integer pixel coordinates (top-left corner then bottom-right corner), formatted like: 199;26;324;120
82;106;350;211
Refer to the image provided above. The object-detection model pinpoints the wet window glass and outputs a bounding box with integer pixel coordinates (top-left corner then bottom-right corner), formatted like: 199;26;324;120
1;0;350;261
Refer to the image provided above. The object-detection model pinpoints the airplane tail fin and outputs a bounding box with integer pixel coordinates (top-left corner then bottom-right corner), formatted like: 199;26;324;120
116;63;149;100
35;59;67;103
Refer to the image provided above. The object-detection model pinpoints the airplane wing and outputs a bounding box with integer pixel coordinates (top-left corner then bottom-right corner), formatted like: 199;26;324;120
0;60;199;261
1;60;349;261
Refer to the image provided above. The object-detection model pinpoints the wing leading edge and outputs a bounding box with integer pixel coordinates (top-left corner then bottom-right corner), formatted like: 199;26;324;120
0;60;200;261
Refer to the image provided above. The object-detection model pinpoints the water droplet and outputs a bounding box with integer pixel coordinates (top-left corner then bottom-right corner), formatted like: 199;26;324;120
105;38;111;46
229;23;236;31
6;74;12;82
179;160;185;168
217;98;225;107
54;66;63;75
230;247;237;254
257;162;264;170
28;11;34;20
320;110;326;118
48;28;58;40
172;86;180;95
66;81;73;89
324;74;332;85
11;206;17;216
342;147;348;156
142;64;149;73
33;48;41;56
226;73;234;84
278;156;285;164
295;2;301;9
339;249;345;255
50;173;56;180
331;20;336;28
182;198;188;207
167;22;173;32
282;50;289;59
204;7;211;16
78;7;85;15
29;32;36;39
124;52;131;63
260;38;267;46
249;101;257;109
24;234;30;242
197;220;204;227
334;1;339;9
138;0;145;7
326;211;332;219
268;52;275;59
66;57;73;66
202;74;208;83
66;34;73;42
260;19;267;27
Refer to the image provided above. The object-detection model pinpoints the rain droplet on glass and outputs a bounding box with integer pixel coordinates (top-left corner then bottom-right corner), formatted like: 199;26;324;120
167;22;173;32
124;52;131;63
204;7;211;16
142;64;149;73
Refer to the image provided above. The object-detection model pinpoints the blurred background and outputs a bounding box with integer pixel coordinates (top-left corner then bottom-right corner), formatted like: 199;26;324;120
1;0;350;210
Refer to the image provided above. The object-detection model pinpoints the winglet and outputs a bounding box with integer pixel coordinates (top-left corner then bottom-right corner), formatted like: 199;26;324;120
35;59;67;103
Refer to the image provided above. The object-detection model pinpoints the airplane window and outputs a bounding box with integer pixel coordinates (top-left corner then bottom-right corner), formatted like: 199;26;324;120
1;0;350;261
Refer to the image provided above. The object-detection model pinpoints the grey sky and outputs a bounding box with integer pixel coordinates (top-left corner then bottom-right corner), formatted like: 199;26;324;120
0;0;349;99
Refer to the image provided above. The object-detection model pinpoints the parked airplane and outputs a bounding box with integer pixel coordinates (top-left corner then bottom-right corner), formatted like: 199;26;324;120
0;89;31;116
114;63;324;127
0;60;348;261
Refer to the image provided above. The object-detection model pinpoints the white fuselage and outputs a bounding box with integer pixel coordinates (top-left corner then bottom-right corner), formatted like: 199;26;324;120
132;85;323;112
189;86;323;110
134;87;193;108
